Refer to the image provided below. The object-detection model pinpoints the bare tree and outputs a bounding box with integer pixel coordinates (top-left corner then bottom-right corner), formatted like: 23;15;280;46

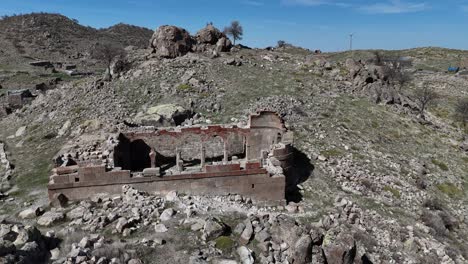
454;98;468;128
223;21;243;45
414;85;439;120
371;51;412;88
91;42;126;80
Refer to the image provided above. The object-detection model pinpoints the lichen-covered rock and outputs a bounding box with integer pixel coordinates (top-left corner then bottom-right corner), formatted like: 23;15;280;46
150;25;194;58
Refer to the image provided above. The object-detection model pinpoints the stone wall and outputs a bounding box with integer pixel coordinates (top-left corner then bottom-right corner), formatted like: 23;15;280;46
48;163;285;204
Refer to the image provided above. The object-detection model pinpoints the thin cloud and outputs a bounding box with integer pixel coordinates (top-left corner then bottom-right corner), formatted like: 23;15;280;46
282;0;351;7
359;0;428;14
244;0;265;6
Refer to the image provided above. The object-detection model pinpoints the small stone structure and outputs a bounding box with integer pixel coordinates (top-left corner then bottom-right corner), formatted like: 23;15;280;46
6;89;35;110
48;111;294;204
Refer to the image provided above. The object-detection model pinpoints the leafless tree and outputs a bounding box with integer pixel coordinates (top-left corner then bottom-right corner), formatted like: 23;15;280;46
371;51;412;88
414;85;439;119
91;42;126;79
454;98;468;128
223;21;243;45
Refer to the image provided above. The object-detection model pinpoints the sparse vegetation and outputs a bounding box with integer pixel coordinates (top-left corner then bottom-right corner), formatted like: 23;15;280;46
91;42;126;79
431;158;449;171
215;236;235;250
383;186;401;198
436;182;463;198
414;85;439;120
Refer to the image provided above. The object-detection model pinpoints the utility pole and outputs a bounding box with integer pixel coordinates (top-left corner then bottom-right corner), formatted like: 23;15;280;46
349;33;354;51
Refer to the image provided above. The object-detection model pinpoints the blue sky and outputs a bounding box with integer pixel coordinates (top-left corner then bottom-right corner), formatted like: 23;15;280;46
1;0;468;51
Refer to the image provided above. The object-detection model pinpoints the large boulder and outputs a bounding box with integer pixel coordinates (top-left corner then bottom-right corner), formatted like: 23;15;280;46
37;211;65;227
322;232;357;264
150;25;194;58
195;25;224;45
292;235;313;264
202;217;229;241
216;37;232;52
132;104;193;127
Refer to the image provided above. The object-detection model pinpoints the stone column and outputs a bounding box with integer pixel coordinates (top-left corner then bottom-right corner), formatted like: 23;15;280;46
149;148;156;168
200;143;206;169
245;138;250;161
223;139;228;163
176;148;183;172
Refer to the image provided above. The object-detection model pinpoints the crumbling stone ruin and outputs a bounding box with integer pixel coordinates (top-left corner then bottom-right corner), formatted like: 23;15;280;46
48;111;294;205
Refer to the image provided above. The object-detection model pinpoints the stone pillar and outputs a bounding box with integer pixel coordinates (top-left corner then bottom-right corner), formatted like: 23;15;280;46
223;139;228;163
200;143;206;169
176;148;183;172
245;138;250;162
149;148;156;168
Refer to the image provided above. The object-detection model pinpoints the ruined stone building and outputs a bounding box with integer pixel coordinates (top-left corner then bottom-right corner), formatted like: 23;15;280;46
48;111;294;204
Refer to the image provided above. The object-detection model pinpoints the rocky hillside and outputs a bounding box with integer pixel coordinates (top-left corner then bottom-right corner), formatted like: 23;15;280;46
0;13;153;62
0;15;468;264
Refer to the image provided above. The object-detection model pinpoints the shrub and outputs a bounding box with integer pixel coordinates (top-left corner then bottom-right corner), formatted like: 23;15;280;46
421;210;448;236
277;40;287;48
215;236;235;250
415;175;428;190
439;210;459;231
414;85;439;120
423;198;444;211
454;98;468;128
431;159;448;171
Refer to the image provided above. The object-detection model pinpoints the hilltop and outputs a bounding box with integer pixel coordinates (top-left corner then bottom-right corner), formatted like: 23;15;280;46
0;13;153;62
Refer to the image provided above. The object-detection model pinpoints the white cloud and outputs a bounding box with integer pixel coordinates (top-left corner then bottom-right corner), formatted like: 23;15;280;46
282;0;428;13
359;0;428;14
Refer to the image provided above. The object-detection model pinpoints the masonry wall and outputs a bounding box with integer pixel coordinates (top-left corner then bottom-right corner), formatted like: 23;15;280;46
48;165;285;204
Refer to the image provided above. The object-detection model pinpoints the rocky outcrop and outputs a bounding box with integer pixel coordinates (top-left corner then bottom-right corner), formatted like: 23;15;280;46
150;24;232;58
194;25;232;53
345;59;418;109
150;25;194;58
